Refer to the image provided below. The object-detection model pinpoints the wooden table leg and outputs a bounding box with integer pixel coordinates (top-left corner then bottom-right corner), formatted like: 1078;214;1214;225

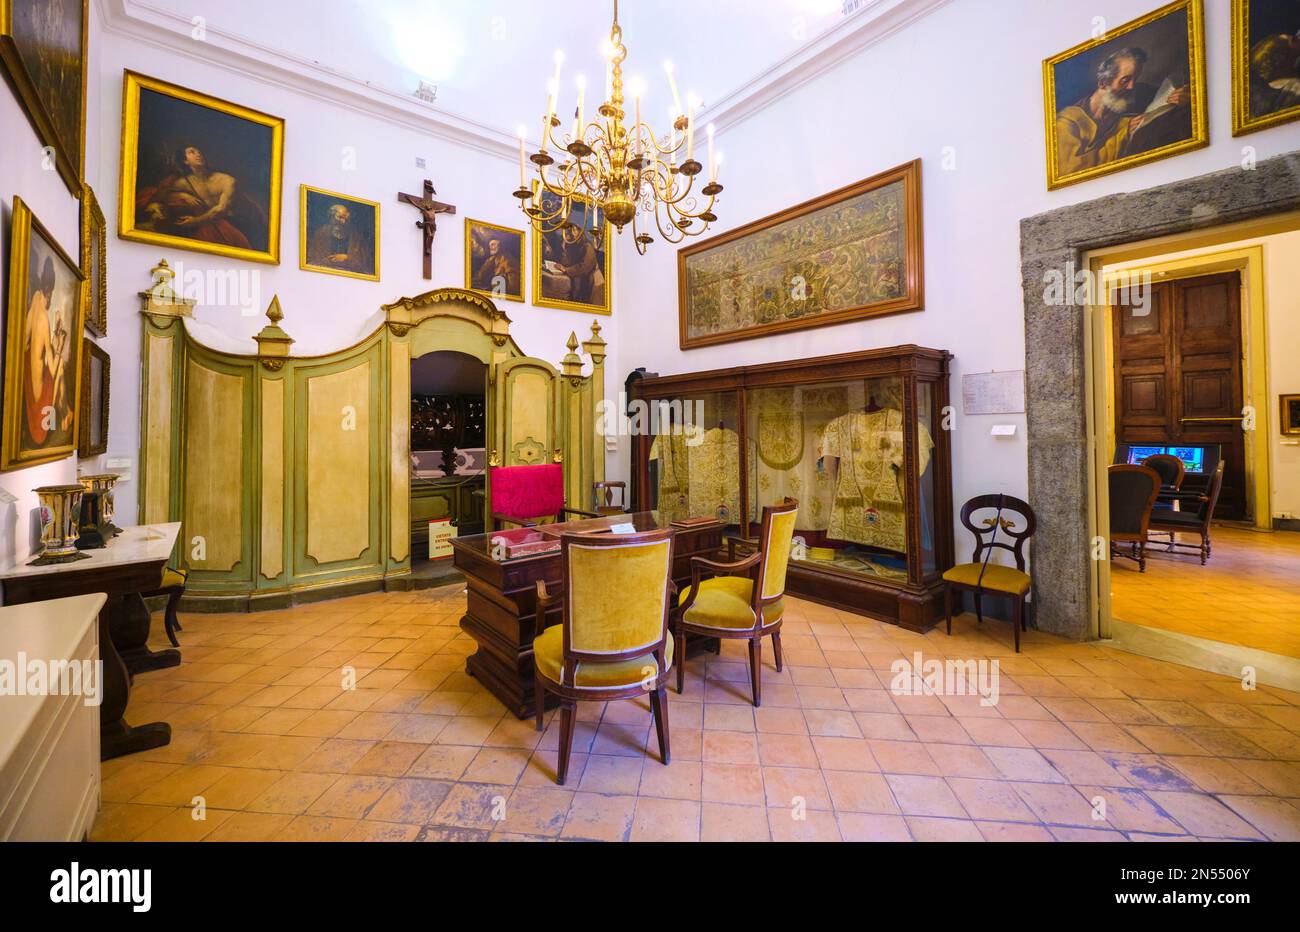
98;596;171;760
109;591;180;674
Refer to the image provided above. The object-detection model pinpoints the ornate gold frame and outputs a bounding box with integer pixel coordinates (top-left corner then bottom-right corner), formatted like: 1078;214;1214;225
464;217;525;303
81;182;107;336
0;0;87;196
298;185;381;281
1282;394;1300;437
77;340;109;457
1231;0;1300;136
2;196;86;472
1042;0;1208;191
118;70;285;265
531;189;612;315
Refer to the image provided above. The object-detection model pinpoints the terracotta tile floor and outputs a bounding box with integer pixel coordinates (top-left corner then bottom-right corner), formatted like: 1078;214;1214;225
90;586;1300;842
1111;525;1300;657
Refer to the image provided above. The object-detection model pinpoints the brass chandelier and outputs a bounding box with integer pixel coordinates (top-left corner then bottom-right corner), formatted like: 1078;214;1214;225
513;0;723;255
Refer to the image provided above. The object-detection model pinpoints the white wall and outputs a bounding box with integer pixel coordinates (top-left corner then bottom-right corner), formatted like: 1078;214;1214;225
0;3;104;568
611;0;1300;550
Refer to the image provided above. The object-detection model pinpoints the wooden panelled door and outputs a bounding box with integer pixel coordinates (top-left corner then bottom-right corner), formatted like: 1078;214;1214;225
1112;271;1246;520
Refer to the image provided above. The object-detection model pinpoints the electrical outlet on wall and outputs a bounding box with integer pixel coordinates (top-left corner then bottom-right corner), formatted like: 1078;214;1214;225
415;157;427;169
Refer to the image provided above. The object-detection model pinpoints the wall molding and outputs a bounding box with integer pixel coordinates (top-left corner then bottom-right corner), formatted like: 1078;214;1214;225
98;0;953;156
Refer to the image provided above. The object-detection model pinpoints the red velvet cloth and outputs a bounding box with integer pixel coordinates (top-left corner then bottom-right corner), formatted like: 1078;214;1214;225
492;464;565;521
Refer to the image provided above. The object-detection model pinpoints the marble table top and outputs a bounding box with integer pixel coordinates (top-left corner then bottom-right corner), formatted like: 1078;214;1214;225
0;523;180;581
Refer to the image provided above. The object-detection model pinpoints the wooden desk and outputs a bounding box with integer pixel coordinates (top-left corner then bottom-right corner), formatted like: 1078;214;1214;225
452;513;723;719
0;524;181;760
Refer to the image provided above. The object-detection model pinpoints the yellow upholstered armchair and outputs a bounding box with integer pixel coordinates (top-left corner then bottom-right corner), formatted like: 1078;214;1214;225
676;498;798;707
943;494;1036;652
143;566;189;647
532;527;677;786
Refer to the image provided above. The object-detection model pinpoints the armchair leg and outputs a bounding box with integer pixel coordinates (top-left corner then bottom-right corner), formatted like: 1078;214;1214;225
675;625;686;695
748;638;762;707
1138;542;1147;573
649;686;670;765
533;673;545;732
556;702;575;786
974;590;983;624
771;631;784;672
1012;596;1022;654
944;583;953;636
163;587;183;648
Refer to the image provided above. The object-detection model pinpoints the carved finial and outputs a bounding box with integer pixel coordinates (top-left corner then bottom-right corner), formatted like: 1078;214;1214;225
590;320;602;339
567;331;579;352
582;318;607;364
266;295;284;325
254;296;294;370
140;258;195;318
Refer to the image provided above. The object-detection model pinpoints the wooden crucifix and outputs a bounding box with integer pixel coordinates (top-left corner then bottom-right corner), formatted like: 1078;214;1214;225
398;179;457;279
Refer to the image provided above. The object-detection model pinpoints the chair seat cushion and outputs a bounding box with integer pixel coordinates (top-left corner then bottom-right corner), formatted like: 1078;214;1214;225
534;626;674;689
942;562;1030;595
160;567;189;589
680;576;783;630
1148;511;1202;529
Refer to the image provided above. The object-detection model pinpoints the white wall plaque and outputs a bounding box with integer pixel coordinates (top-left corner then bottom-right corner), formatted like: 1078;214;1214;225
963;371;1025;416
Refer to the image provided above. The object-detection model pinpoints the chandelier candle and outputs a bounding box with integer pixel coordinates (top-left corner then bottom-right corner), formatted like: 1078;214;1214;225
514;0;724;254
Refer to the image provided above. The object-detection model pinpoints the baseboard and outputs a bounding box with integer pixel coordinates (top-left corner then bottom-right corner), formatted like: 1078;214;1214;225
1105;618;1300;692
1273;517;1300;532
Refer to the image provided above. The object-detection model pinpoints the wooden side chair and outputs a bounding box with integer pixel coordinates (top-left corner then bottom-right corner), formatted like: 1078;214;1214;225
142;566;189;648
592;480;628;515
675;498;798;706
1142;453;1185;511
487;463;597;531
943;494;1036;653
1109;464;1162;572
532;527;677;785
1148;459;1225;565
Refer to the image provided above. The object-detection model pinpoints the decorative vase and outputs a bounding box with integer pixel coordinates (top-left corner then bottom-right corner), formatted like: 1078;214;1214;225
32;484;91;565
78;473;122;535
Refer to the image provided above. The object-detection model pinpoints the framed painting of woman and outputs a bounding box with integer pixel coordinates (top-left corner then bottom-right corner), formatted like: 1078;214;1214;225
119;71;285;264
3;196;86;472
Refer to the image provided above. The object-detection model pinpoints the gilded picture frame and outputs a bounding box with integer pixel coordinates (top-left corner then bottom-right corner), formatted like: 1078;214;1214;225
465;218;524;303
0;0;87;196
532;188;612;315
78;340;109;458
1231;0;1300;136
299;185;380;281
119;71;284;265
1281;395;1300;437
677;160;924;351
3;196;86;473
81;182;107;337
1042;0;1208;191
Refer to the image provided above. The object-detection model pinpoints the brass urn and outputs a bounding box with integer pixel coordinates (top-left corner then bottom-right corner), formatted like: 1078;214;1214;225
32;484;89;564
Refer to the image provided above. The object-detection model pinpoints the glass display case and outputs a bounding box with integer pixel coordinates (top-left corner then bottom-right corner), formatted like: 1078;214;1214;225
630;346;953;631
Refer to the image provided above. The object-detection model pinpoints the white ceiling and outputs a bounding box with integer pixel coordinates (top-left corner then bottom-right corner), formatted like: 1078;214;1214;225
129;0;851;135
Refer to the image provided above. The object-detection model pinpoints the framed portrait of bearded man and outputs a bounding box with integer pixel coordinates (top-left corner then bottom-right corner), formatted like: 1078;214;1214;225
1043;0;1207;190
465;218;524;302
300;186;380;281
118;71;284;264
3;197;86;472
1232;0;1300;136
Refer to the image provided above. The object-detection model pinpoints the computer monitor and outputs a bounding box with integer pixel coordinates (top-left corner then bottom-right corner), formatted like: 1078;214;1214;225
1119;444;1211;475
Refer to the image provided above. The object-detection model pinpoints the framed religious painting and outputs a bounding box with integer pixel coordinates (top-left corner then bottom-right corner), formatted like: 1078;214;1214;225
1043;0;1207;190
465;218;524;303
1232;0;1300;136
77;340;109;458
532;189;611;314
3;196;86;472
1281;395;1300;437
119;71;284;264
299;185;380;281
81;182;107;336
678;160;924;351
0;0;87;195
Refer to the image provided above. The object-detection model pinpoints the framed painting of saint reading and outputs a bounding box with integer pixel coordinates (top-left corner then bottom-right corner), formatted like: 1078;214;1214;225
678;160;924;350
532;190;611;315
1043;0;1207;190
3;196;86;472
119;71;284;264
0;0;88;195
299;186;380;281
1232;0;1300;136
465;219;524;303
78;340;109;458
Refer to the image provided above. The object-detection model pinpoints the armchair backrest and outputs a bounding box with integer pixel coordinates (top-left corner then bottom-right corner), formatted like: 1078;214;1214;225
959;494;1037;571
1142;453;1185;489
1108;465;1161;541
492;464;565;522
558;528;676;685
1192;460;1226;528
755;498;800;603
